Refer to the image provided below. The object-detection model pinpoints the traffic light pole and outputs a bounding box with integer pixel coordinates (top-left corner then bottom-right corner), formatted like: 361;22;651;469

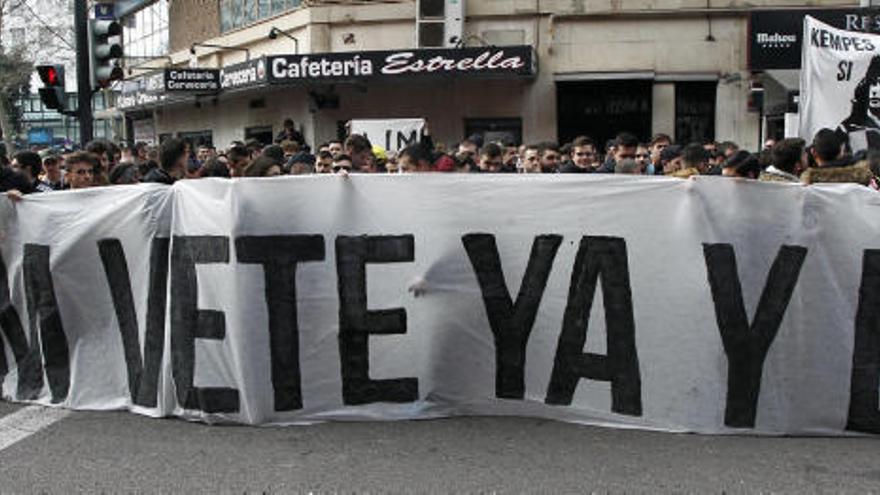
74;0;93;146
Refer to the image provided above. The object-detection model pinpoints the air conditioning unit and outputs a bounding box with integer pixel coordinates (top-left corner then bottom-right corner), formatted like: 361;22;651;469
416;0;464;48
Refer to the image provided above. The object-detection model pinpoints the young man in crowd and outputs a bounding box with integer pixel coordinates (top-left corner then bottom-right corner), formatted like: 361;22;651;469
673;143;709;177
478;143;504;173
85;140;113;186
502;140;519;172
538;142;560;173
226;145;250;177
398;144;433;172
64;152;99;190
520;145;542;173
760;138;805;183
197;145;212;165
275;118;306;147
559;136;597;173
457;139;479;161
143;138;187;185
635;143;653;174
649;133;671;175
328;140;344;160
314;151;334;173
333;154;354;173
41;155;64;190
809;129;845;167
597;132;639;173
344;134;373;172
11;151;45;192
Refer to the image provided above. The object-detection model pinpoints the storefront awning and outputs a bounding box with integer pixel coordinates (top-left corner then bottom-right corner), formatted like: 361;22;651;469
118;46;537;112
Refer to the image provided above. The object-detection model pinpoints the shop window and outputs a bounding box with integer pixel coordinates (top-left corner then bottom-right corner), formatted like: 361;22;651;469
464;118;522;146
556;80;653;147
675;81;716;144
246;126;274;145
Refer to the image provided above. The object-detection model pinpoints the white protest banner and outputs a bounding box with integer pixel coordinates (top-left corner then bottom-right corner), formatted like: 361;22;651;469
800;16;880;151
349;118;425;152
2;176;880;436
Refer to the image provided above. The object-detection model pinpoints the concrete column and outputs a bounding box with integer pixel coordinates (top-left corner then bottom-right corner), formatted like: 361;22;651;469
652;82;675;140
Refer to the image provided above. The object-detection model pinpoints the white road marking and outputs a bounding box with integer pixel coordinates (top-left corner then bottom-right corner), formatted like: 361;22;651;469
0;405;70;452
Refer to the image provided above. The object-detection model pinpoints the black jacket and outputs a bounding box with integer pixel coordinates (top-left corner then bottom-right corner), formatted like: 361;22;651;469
0;167;33;193
275;129;305;146
142;168;176;185
558;161;590;173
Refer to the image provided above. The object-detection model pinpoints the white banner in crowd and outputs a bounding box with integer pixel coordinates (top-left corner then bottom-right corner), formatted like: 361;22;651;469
800;16;880;151
2;176;880;436
349;118;425;153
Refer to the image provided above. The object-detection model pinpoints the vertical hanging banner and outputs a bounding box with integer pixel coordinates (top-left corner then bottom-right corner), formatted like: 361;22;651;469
800;16;880;151
1;176;880;435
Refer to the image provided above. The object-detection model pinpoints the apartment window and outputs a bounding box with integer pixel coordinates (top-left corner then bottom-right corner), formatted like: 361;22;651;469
220;0;302;33
124;0;169;59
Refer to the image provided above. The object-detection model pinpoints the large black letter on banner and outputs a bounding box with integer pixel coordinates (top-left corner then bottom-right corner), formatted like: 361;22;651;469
22;244;70;403
703;243;807;428
462;233;562;399
98;238;169;408
170;236;238;413
336;235;418;405
0;249;45;400
545;236;641;415
847;250;880;433
236;235;325;411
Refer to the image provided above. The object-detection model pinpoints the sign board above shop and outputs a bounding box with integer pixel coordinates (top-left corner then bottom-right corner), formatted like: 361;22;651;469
267;46;535;84
164;69;220;92
120;46;536;110
749;8;880;70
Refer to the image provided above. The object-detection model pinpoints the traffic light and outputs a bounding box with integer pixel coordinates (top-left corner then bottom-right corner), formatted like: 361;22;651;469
36;65;67;111
89;18;123;89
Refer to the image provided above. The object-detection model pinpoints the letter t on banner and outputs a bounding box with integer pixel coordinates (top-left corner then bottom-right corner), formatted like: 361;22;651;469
335;235;418;406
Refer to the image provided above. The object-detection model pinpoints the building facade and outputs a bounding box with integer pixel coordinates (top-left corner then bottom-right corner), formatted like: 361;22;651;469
119;0;861;151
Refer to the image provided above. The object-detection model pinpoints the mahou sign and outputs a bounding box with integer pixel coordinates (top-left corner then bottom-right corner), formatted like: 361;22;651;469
266;46;536;83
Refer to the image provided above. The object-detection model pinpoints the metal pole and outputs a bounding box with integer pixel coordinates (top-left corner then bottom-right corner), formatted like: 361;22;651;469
74;0;93;147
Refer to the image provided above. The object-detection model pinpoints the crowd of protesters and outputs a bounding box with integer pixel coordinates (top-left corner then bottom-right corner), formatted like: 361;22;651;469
2;117;879;198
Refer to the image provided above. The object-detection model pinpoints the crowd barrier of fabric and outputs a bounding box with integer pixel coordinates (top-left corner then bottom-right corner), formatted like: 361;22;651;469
1;175;879;435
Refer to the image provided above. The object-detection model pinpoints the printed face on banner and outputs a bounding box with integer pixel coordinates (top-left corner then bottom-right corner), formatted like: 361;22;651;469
800;16;880;152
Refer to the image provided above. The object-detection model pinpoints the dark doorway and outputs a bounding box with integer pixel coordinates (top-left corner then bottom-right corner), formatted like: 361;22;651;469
557;80;652;147
675;81;717;144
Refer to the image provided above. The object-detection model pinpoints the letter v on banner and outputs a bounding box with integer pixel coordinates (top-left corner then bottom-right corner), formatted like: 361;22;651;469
702;244;807;429
98;238;170;408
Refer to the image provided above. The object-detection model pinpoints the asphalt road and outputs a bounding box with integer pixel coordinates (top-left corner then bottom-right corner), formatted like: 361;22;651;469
0;401;878;493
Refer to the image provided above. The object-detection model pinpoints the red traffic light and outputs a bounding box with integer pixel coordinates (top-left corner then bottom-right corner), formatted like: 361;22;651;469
36;65;64;87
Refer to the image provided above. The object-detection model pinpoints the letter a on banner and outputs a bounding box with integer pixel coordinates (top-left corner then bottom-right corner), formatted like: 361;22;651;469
545;236;642;416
